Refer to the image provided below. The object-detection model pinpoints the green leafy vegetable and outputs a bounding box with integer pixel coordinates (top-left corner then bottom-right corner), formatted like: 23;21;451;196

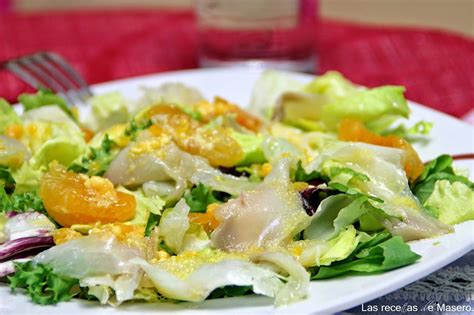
0;165;16;193
304;194;385;241
0;98;22;133
145;213;160;236
0;165;45;213
68;134;115;176
208;286;253;299
230;131;266;166
184;183;228;213
329;167;370;183
83;92;129;132
424;180;474;225
18;89;74;119
7;191;45;213
412;155;474;204
381;120;433;138
321;86;409;132
8;261;80;305
294;160;324;182
312;233;420;279
124;119;152;140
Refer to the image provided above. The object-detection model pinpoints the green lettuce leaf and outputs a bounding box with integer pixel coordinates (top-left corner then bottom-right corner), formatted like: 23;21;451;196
18;90;73;119
303;194;385;241
312;233;420;279
0;165;16;193
230;131;266;166
0;98;22;133
424;180;474;225
304;71;357;98
8;261;79;305
83;92;130;132
118;187;165;227
249;70;305;118
412;155;474;204
321;86;409;131
293;160;324;182
381;120;433;139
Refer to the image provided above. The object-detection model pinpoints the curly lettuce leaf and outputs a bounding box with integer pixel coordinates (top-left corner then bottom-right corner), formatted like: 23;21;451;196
312;233;420;279
8;261;79;305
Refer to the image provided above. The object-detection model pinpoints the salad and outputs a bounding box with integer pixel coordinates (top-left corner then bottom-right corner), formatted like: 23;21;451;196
0;70;473;307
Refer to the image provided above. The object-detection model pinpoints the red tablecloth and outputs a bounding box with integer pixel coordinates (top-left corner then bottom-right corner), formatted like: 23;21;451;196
1;10;473;118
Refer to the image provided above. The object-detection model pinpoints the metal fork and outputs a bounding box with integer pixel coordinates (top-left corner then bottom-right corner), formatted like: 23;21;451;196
1;51;93;106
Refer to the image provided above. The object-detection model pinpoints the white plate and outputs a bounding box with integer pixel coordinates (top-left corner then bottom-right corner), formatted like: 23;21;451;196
1;68;473;315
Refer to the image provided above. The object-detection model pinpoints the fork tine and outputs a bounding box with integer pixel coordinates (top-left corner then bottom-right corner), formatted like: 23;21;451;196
5;61;47;91
32;54;87;106
44;52;93;99
17;57;77;106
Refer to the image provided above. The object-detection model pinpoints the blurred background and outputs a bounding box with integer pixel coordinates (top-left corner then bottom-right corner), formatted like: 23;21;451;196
6;0;474;37
1;0;473;121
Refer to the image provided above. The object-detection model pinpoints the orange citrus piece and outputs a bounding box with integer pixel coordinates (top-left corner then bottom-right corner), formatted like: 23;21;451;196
40;162;136;227
188;203;220;233
147;104;243;167
194;97;262;132
338;118;424;181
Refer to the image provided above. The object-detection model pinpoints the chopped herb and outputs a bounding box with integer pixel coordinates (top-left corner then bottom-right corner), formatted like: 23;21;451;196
68;134;115;176
184;183;229;213
125;119;152;140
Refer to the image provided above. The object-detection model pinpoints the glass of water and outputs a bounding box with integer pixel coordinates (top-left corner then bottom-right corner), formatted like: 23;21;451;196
196;0;318;73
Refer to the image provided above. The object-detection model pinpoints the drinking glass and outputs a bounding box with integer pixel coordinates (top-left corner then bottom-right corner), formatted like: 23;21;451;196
196;0;318;72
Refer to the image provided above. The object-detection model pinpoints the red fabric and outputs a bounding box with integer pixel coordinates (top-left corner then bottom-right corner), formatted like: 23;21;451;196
1;10;473;118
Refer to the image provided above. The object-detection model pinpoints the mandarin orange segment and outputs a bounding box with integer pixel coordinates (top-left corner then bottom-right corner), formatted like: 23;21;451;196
194;97;262;132
146;104;243;167
338;118;424;181
40;162;136;227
